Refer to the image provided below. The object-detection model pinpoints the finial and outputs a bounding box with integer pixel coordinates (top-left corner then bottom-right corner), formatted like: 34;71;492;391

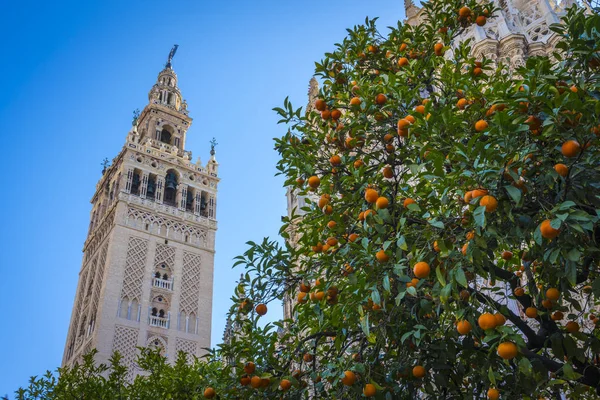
165;44;179;68
101;158;111;174
210;137;218;156
131;108;140;127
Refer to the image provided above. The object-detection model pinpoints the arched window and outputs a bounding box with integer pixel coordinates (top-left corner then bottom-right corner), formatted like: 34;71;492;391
186;188;194;212
154;272;161;279
131;169;142;195
147;174;157;200
160;129;172;144
158;309;165;318
151;307;158;316
162;273;168;280
164;170;178;206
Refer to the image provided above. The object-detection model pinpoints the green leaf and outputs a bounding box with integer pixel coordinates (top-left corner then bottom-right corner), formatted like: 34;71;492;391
455;268;468;288
429;219;445;229
518;357;532;375
488;367;496;386
473;206;486;228
436;265;446;287
504;185;522;205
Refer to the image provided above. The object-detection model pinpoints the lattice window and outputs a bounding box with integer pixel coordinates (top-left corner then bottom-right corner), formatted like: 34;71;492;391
179;252;202;316
126;207;207;246
154;243;175;267
146;335;167;357
120;237;148;302
112;325;139;381
176;337;198;361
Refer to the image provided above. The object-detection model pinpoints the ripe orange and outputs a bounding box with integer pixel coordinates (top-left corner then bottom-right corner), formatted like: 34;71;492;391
350;97;361;106
525;307;538;318
250;375;262;388
341;370;356;386
461;242;469;256
542;299;553;309
375;94;387;105
457;98;468;110
318;194;330;209
412;365;426;378
540;219;560;239
434;42;444;56
554;163;568;177
255;303;267;316
365;189;379;203
413;261;431;278
561;140;581;157
203;387;216;399
240;375;251;386
330;155;342;166
327;220;337;230
478;313;497;330
303;353;313;363
501;251;513;260
297;292;307;303
480;195;498;212
497;342;518;360
331;109;342;120
326;237;338;246
415;105;426;114
546;288;560;301
323;205;333;215
405;115;416;124
376;250;390;263
399;43;408;52
433;240;441;252
459;6;471;18
313;291;325;301
363;384;377;397
397;118;411;129
456;320;472;335
280;379;292;391
315;99;327;111
260;378;270;388
552;311;564;321
476;15;487;26
354;159;364;168
244;362;256;374
398;57;409;67
466;231;475;240
403;198;416;208
487;388;499;400
321;110;331;120
494;313;506;326
464;191;473;203
368;44;378;54
475;119;489;132
348;233;359;242
514;287;524;296
383;166;393;178
473;67;483;76
308;176;320;189
376;197;389;209
471;189;488;199
566;321;580;333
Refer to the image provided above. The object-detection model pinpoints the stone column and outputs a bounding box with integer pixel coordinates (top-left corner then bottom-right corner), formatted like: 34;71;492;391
208;194;216;219
155;175;164;204
179;185;188;211
140;172;149;199
194;192;201;216
124;167;134;194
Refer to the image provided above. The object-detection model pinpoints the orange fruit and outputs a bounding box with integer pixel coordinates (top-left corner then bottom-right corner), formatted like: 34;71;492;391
561;140;581;157
375;94;387;105
476;15;487;26
478;313;497;330
487;388;499;400
297;292;308;303
203;387;216;399
415;105;426;114
473;67;483;76
260;378;270;388
412;365;426;378
405;115;416;124
554;163;568;177
433;240;441;252
315;99;327;111
546;288;560;301
341;370;356;386
480;195;498;212
413;261;431;278
308;176;320;189
363;384;377;397
313;291;325;301
540;219;559;239
348;233;359;242
514;287;525;296
350;97;361;106
327;220;337;229
456;320;472;335
398;57;409;67
255;303;267;316
354;159;364;168
368;44;378;53
471;188;488;199
434;42;444;56
250;375;262;388
330;155;342;166
331;109;341;120
280;379;292;391
542;299;553;309
464;191;473;203
376;250;390;263
475;120;489;132
461;242;469;256
459;6;471;18
466;231;475;240
501;251;513;260
497;342;518;360
365;189;379;203
552;311;564;321
397;118;411;129
376;197;389;209
318;194;330;209
244;362;256;374
326;237;338;246
321;110;331;120
525;307;538;318
566;321;580;333
494;313;506;326
403;198;416;208
240;375;251;386
383;166;393;178
457;98;468;110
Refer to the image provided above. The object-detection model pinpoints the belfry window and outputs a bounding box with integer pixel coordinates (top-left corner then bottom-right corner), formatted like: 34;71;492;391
160;129;172;144
131;169;142;196
186;188;194;212
164;170;178;206
147;174;157;200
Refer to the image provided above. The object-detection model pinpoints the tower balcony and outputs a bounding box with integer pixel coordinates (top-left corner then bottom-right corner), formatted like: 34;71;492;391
153;277;173;291
149;315;169;329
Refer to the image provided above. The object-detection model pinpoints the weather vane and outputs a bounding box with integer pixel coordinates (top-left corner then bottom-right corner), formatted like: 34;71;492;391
101;158;111;174
132;108;140;127
166;44;179;68
210;137;218;155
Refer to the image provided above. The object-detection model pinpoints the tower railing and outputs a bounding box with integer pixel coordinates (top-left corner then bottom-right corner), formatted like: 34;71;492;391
152;277;174;290
148;315;169;328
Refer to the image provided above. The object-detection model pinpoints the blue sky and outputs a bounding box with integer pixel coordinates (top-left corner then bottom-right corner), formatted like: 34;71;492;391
0;0;405;394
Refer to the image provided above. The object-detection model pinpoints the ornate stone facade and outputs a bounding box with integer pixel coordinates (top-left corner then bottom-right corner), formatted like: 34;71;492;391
62;51;219;374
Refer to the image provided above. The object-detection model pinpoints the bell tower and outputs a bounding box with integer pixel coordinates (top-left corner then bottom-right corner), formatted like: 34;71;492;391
62;46;219;379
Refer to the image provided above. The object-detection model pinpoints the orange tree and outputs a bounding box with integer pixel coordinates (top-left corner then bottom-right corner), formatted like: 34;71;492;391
217;1;600;399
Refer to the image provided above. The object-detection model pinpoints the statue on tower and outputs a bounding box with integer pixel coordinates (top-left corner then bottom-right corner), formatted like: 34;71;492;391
166;44;179;68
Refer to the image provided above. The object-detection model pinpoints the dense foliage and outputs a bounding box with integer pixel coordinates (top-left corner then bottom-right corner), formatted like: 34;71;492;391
12;1;600;399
